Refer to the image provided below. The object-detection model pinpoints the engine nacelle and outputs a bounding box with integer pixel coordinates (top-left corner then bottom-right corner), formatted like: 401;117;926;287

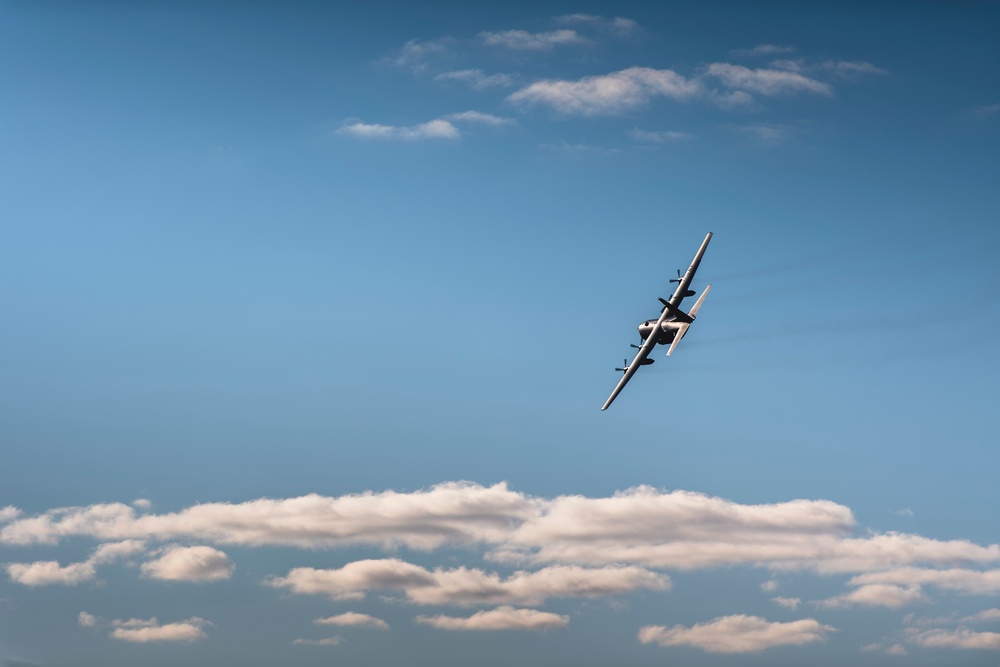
639;358;654;366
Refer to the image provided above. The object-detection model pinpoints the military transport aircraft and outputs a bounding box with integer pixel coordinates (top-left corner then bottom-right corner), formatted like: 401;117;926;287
601;232;713;411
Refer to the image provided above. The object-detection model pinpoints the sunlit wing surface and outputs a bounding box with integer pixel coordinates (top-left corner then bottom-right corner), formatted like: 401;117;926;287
601;233;713;411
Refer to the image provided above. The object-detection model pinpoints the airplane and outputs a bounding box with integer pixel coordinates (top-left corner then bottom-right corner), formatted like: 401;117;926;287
601;232;713;411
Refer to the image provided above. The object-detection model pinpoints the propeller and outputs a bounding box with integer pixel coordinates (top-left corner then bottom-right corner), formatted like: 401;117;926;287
669;269;682;284
615;359;629;375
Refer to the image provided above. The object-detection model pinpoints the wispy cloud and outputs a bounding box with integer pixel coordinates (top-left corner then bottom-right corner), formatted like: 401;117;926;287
479;29;587;51
817;583;928;609
110;616;210;643
554;14;642;38
731;44;797;57
705;63;832;97
509;67;701;116
335;119;460;141
315;612;389;630
140;545;234;582
639;615;835;653
849;567;1000;595
445;111;517;126
293;636;345;646
434;69;514;90
971;103;1000;115
383;37;452;72
771;596;801;610
906;627;1000;650
628;128;692;143
416;606;569;631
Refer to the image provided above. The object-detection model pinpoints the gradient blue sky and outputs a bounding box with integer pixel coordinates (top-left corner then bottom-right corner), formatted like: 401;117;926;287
2;2;999;665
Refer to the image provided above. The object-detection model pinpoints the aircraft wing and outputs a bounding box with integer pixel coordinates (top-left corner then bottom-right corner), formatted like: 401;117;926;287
600;332;658;411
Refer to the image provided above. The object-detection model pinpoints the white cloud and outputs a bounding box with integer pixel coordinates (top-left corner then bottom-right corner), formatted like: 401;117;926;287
772;596;801;610
628;128;692;143
416;606;568;631
760;580;779;592
0;482;535;549
315;612;389;630
731;44;796;57
110;616;209;643
445;111;516;126
0;507;20;523
132;499;152;510
293;636;345;646
336;119;459;141
817;583;927;609
821;59;888;78
705;63;832;97
6;540;144;586
639;615;834;653
906;627;1000;650
141;545;234;582
508;67;701;116
8;560;96;586
895;508;915;518
434;69;514;90
4;484;999;583
849;568;1000;595
269;559;668;606
78;611;98;627
479;29;586;51
383;38;451;71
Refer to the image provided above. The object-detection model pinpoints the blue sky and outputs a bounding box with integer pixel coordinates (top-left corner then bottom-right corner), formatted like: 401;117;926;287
2;1;999;664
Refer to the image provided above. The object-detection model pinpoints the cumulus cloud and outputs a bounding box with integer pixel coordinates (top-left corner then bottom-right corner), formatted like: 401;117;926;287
434;69;514;90
508;67;701;115
906;627;1000;650
315;612;389;630
4;484;999;583
132;499;152;510
639;615;835;653
336;119;459;140
818;583;927;610
7;560;97;587
269;559;668;606
140;545;234;582
760;580;779;592
416;606;568;631
0;507;20;523
704;63;832;97
479;29;586;51
78;611;98;627
110;616;209;643
7;540;144;586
